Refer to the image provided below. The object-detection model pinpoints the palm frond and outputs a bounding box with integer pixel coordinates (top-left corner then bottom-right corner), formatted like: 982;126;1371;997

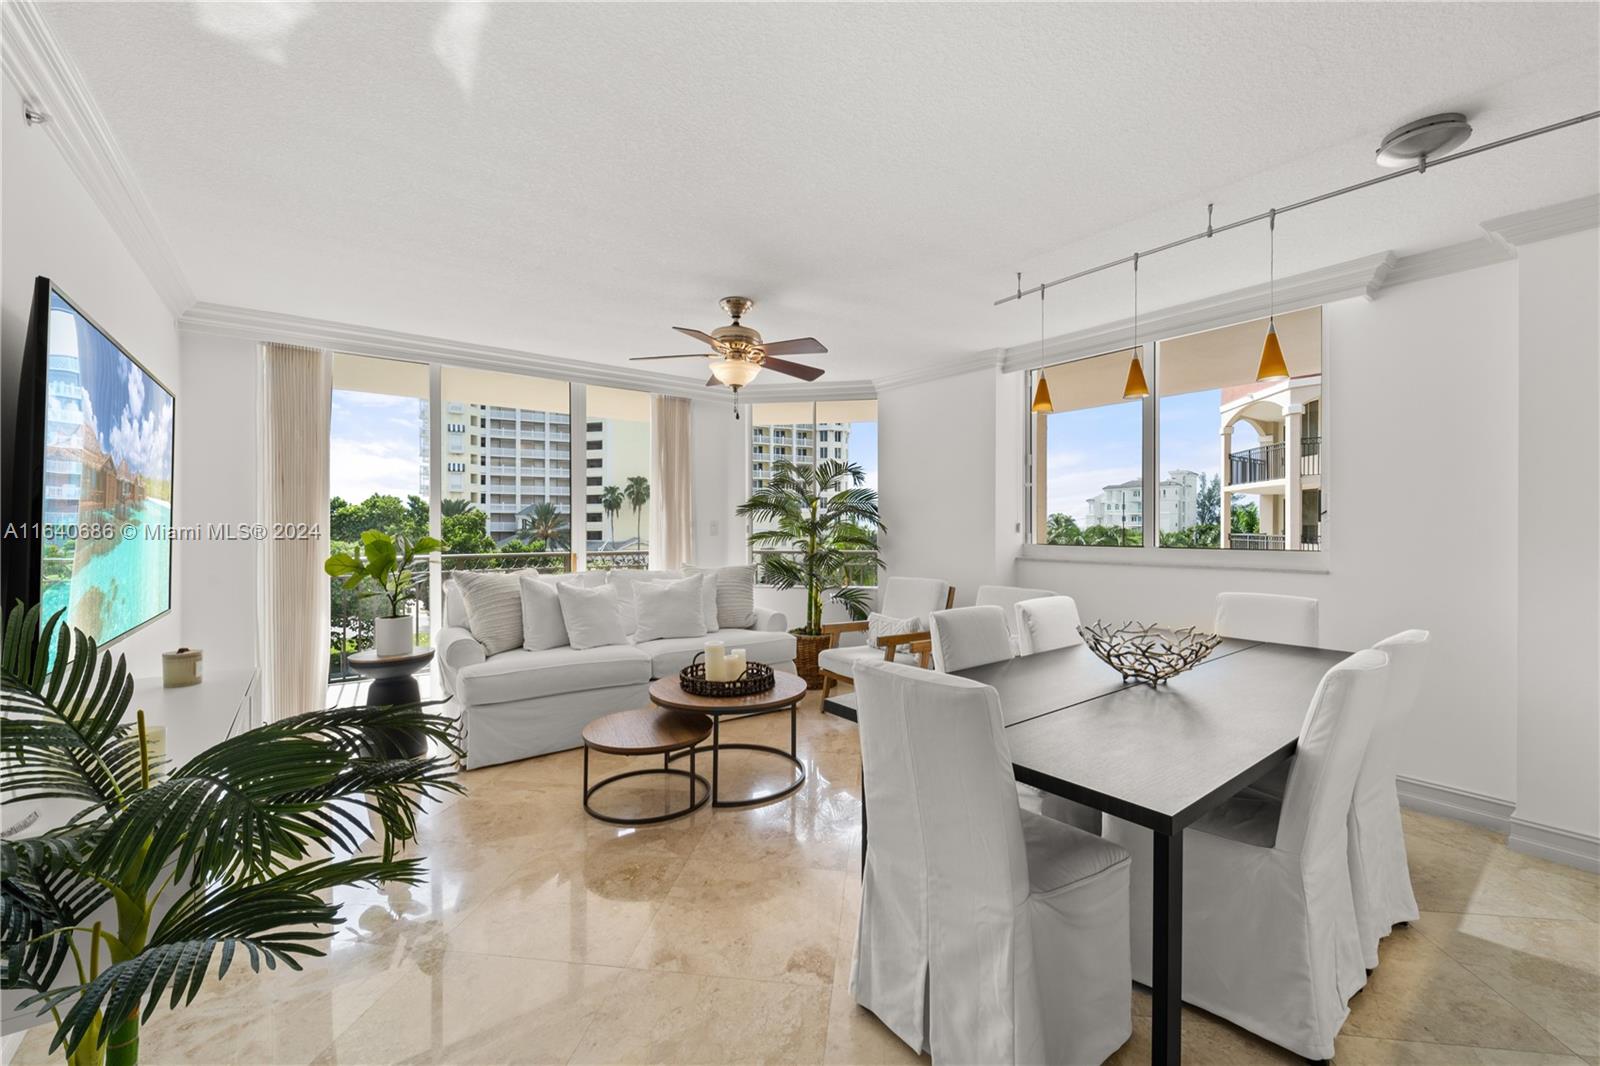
1;831;108;994
830;585;875;620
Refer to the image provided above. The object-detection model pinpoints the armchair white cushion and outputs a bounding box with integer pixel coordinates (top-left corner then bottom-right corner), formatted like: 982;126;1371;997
878;576;952;629
852;661;1131;1065
928;605;1013;673
1013;595;1084;655
1104;648;1391;1061
1214;592;1319;646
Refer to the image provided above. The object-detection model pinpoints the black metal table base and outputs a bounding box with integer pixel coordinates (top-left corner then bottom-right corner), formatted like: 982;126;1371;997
668;705;805;808
583;748;710;825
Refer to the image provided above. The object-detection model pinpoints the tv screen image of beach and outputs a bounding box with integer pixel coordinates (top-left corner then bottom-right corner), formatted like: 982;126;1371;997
38;290;174;644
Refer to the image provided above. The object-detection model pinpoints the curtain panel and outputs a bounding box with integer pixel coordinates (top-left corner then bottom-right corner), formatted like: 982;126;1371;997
649;395;693;570
259;343;331;721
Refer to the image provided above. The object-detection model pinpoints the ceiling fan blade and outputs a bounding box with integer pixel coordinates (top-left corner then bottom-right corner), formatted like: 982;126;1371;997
629;353;709;361
760;337;828;356
759;355;826;382
673;326;720;348
706;374;720;388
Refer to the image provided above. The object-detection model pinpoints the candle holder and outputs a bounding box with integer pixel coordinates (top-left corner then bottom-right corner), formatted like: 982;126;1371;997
679;653;777;697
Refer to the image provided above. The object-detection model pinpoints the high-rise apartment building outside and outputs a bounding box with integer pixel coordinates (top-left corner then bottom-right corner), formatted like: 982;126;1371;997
1086;469;1202;534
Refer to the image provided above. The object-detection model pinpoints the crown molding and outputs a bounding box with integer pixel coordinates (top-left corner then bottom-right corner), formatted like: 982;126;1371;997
1482;193;1600;249
1381;235;1517;290
996;252;1394;376
872;349;1006;392
179;301;877;401
1;0;194;316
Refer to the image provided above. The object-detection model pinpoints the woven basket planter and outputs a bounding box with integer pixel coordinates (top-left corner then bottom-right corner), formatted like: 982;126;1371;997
793;632;830;689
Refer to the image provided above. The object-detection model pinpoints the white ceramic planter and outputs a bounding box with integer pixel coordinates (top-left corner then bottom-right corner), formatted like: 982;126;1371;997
373;615;414;657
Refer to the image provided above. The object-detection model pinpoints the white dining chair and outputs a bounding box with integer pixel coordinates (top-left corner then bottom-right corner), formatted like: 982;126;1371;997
975;585;1057;644
1214;592;1319;646
1103;648;1391;1062
1348;629;1430;967
852;660;1132;1065
927;605;1013;673
1012;595;1084;655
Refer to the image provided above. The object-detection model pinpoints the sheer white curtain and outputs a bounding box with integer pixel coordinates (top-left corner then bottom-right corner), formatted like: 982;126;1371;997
649;395;693;570
259;342;331;721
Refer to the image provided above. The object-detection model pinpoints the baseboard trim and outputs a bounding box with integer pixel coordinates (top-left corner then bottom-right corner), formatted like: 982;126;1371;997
1508;816;1600;874
1395;775;1514;833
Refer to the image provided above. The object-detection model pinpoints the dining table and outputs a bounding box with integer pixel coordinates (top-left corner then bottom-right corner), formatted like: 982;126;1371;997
823;637;1353;1066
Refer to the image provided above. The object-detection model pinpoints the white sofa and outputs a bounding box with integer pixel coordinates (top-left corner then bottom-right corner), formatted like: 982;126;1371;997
435;568;796;769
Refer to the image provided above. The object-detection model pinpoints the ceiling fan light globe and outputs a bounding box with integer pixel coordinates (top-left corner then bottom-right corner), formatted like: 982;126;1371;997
710;360;761;388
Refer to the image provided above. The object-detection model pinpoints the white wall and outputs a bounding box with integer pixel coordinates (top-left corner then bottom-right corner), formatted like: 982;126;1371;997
688;398;747;568
1;78;183;675
176;332;260;671
1513;227;1600;859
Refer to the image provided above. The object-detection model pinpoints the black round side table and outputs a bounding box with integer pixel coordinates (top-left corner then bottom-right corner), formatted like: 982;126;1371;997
347;648;435;758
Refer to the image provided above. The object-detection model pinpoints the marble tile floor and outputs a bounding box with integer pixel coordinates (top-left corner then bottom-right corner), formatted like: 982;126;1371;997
11;689;1597;1065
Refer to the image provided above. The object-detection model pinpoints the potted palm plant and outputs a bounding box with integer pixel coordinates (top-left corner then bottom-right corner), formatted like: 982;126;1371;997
738;459;884;687
325;529;441;656
0;604;462;1066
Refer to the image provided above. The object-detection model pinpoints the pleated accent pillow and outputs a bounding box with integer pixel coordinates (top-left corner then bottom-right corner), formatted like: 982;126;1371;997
451;571;525;655
685;564;758;630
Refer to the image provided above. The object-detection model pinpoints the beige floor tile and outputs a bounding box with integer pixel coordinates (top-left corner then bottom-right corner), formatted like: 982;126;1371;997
446;844;688;966
311;951;620;1065
1334;1035;1589;1064
1403;811;1600;923
1105;1009;1299;1064
1344;925;1574;1054
569;968;830;1065
1414;911;1600;1058
627;858;845;985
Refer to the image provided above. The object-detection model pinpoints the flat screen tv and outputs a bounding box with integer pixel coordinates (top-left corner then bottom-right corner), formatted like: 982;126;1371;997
4;277;174;645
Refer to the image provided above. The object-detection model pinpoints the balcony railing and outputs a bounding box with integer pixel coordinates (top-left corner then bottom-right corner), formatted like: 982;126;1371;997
752;549;881;588
1229;442;1286;484
1228;533;1285;550
586;550;650;571
1300;435;1322;477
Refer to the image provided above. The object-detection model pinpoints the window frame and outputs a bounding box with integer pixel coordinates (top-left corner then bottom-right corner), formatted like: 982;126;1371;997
1022;309;1331;573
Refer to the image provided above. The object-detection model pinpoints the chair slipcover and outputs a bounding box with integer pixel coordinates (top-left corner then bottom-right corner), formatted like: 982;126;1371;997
879;576;953;624
928;605;1013;673
1013;596;1085;655
852;661;1132;1066
1103;648;1391;1061
1213;592;1319;646
1348;630;1429;966
975;586;1057;638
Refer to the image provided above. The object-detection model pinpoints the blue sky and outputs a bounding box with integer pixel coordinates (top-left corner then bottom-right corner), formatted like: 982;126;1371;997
850;421;878;490
1045;389;1249;523
330;391;424;502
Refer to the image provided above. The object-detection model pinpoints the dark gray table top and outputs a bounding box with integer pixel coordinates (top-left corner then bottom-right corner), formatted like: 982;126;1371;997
1001;642;1351;832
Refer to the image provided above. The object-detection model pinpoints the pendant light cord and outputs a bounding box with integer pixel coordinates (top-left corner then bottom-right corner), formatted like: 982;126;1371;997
1132;252;1139;356
1268;207;1277;325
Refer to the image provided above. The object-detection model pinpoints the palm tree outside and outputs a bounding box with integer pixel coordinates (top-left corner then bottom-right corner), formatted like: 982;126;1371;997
601;485;623;545
624;476;650;546
520;501;569;550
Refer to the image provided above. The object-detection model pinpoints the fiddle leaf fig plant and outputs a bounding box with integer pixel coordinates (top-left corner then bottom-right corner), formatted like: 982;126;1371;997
0;603;463;1065
325;530;442;619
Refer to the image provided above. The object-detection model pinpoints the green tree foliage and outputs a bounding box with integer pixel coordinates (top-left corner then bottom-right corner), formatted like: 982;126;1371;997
440;509;494;556
519;502;569;551
1195;474;1221;527
600;486;623;545
1045;513;1083;545
1231;501;1260;534
623;477;650;546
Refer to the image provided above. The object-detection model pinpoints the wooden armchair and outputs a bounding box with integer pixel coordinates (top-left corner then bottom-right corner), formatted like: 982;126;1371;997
818;583;956;701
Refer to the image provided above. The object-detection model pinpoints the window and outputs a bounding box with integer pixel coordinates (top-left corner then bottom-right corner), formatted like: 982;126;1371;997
1157;307;1322;551
1028;347;1144;547
1028;307;1323;553
585;385;652;555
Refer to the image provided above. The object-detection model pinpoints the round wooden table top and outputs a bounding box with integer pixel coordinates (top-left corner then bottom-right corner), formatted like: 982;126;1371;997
648;670;809;715
346;647;435;678
582;707;713;756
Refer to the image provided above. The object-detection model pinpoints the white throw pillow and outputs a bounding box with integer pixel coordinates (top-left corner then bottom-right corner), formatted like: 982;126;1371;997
518;574;570;651
452;571;525;655
685;564;758;629
557;583;627;650
632;576;710;643
866;611;919;650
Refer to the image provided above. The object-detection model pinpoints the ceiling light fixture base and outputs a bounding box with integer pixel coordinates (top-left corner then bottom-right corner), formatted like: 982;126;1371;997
1376;113;1472;169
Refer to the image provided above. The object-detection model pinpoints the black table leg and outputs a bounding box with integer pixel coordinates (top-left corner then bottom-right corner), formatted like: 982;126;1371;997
859;765;868;874
1152;829;1183;1066
365;675;426;758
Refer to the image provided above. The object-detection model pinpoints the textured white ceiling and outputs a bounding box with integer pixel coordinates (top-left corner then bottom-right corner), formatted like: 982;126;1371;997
38;2;1600;385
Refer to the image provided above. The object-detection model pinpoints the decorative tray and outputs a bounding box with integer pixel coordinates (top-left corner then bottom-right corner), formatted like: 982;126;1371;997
679;655;776;697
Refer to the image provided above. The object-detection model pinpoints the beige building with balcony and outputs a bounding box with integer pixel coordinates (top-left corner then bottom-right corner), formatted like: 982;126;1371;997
1219;375;1323;550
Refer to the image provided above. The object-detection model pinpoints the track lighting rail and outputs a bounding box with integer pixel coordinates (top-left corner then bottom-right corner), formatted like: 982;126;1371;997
995;110;1600;306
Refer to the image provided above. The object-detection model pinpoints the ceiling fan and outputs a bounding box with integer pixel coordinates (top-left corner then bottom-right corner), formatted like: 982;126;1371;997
630;297;827;393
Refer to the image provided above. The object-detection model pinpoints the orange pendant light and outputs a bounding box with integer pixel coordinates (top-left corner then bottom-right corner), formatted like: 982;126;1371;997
1031;283;1055;412
1256;208;1290;382
1122;252;1149;399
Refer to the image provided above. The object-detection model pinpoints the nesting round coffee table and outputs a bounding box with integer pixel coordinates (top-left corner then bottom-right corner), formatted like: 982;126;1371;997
581;707;712;825
649;671;809;809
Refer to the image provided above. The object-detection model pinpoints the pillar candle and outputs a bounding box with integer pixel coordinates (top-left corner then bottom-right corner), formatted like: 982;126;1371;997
704;641;727;682
727;648;747;679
